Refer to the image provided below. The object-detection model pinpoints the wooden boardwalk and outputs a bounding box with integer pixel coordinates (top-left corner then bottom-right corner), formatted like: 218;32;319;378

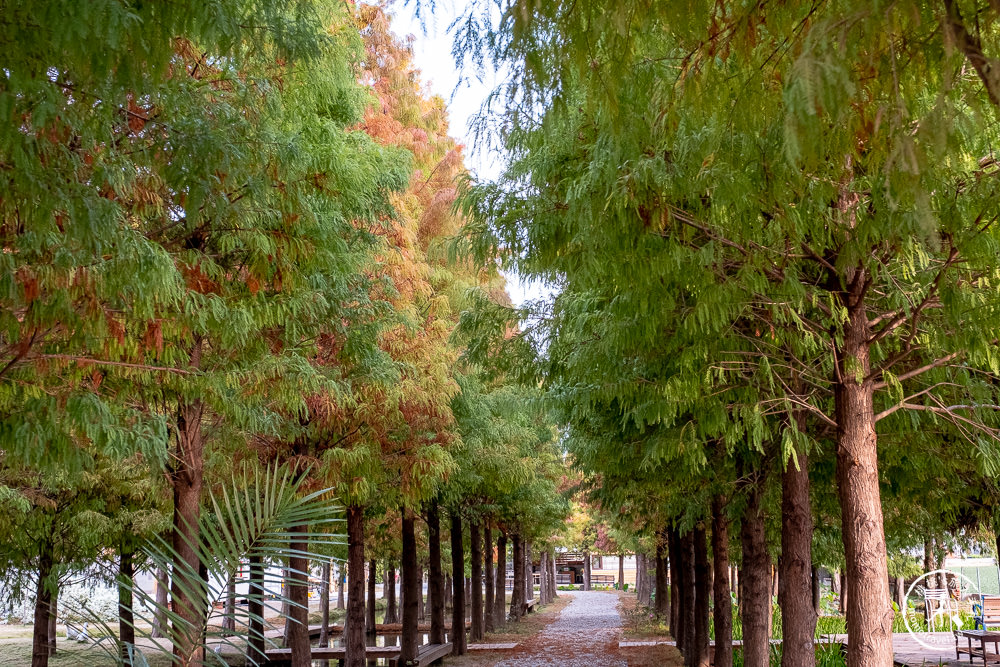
826;632;968;666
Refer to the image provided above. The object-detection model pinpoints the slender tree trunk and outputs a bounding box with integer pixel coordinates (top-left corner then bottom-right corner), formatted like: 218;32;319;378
812;566;821;616
417;566;425;622
366;559;377;637
712;497;733;667
669;532;682;640
427;502;445;644
780;419;816;667
895;575;905;611
924;540;936;589
619;553;626;592
741;475;773;667
693;526;710;667
346;506;366;667
286;523;311;667
119;547;136;667
170;391;207;667
248;553;265;665
152;567;168;639
484;524;495;633
319;562;331;648
834;280;893;667
839;571;847;614
680;531;696;663
655;530;670;616
510;533;524;619
385;561;398;624
583;549;592;591
32;547;53;667
451;513;467;654
470;520;484;641
445;574;452;613
222;575;236;635
337;562;345;610
46;587;57;657
495;532;507;626
401;510;419;662
550;550;557;599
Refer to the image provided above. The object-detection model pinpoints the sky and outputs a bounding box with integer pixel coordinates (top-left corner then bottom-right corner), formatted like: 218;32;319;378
389;1;552;308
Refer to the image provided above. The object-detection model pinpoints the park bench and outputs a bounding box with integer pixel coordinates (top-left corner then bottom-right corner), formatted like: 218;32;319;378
591;574;615;587
262;645;400;666
524;598;539;613
401;642;453;666
977;595;1000;630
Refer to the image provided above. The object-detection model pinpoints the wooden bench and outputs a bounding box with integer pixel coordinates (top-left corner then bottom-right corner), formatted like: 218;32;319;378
591;574;616;587
977;595;1000;630
263;645;400;666
524;598;539;613
403;642;453;666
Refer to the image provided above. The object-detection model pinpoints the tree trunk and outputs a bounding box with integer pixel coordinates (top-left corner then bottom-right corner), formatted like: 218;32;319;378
287;523;311;667
337;562;345;610
346;506;366;667
655;530;670;616
680;531;696;662
119;547;136;667
895;575;905;611
445;574;452;613
484;524;495;633
583;549;592;591
470;520;484;641
524;542;531;602
366;559;377;637
450;513;467;654
401;510;419;663
427;502;445;644
385;561;398;624
712;497;733;667
248;553;266;665
550;549;557;598
152;567;169;639
839;571;847;614
32;547;53;667
669;532;682;640
693;525;710;667
417;566;425;622
780;424;816;667
834;284;893;667
47;587;57;657
619;553;626;592
924;540;936;589
741;476;772;667
812;566;821;617
222;574;236;635
170;392;207;667
495;532;507;626
320;562;331;648
510;533;524;619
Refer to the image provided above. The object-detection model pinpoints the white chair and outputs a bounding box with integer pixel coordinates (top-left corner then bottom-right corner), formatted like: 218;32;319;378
923;588;954;631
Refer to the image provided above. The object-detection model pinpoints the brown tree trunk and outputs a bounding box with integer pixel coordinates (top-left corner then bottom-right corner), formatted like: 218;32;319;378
895;575;905;611
495;532;507;626
550;549;557;598
693;525;710;667
510;533;524;619
470;520;484;641
319;562;332;648
222;575;236;635
345;505;366;667
680;531;696;662
712;497;733;667
780;423;816;667
170;392;207;667
835;283;893;667
32;547;53;667
248;553;266;665
337;562;345;610
417;566;425;622
427;502;445;644
655;530;670;617
288;523;311;667
46;587;57;658
385;561;398;624
484;524;495;633
669;532;682;640
152;567;168;639
366;559;377;637
812;566;821;616
741;475;772;667
451;513;467;654
838;571;847;614
924;540;936;589
619;553;626;592
525;542;533;601
401;510;419;663
119;547;136;667
583;549;592;591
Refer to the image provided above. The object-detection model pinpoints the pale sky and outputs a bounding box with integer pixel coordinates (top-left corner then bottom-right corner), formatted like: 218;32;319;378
389;1;551;308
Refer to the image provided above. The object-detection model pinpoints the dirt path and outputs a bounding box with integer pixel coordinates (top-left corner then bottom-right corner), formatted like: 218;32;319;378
494;591;627;666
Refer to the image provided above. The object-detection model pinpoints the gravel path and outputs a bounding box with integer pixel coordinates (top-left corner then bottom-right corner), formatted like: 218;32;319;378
495;591;627;666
